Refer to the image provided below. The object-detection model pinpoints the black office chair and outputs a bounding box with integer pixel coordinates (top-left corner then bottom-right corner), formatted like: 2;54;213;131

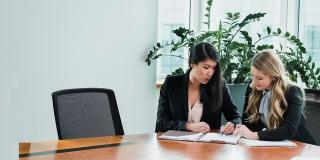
52;88;124;139
304;100;320;145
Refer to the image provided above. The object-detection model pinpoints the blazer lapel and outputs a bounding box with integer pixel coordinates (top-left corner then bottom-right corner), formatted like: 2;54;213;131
182;71;190;120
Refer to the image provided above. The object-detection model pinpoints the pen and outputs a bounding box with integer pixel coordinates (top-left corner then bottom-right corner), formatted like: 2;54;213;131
220;125;224;135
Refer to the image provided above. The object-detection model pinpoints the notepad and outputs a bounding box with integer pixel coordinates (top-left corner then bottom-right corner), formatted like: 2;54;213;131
240;138;297;147
159;130;297;147
159;130;240;144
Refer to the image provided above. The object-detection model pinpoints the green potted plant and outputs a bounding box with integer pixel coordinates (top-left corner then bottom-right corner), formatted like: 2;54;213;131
146;0;320;90
146;0;320;124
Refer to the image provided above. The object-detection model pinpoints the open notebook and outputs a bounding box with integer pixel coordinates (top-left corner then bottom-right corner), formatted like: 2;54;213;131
159;130;240;144
159;130;297;147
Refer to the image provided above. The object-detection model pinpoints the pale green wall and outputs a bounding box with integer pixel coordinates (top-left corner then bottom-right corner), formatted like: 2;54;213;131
0;1;158;158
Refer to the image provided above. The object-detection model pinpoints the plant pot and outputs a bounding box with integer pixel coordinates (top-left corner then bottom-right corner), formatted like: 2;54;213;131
221;83;248;125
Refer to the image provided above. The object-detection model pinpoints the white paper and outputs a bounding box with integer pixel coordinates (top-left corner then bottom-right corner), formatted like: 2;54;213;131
200;133;240;144
241;138;297;147
159;130;240;144
159;130;204;141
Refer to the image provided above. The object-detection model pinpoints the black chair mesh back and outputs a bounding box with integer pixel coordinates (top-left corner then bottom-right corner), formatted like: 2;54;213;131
305;100;320;145
52;88;124;139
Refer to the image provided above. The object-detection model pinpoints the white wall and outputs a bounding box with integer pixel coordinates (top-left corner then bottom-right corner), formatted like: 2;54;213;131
0;0;158;149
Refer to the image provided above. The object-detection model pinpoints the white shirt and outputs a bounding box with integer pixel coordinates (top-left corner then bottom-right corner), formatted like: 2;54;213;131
188;97;203;123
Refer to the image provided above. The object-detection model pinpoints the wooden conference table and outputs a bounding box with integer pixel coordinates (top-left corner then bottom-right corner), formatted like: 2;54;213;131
19;133;320;160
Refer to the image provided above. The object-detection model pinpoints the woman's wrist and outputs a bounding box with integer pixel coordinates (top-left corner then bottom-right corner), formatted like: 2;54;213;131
185;122;191;131
252;132;259;140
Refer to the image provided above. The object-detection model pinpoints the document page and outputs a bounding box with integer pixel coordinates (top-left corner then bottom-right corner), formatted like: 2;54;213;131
199;133;240;144
241;138;297;147
159;130;240;144
159;130;204;141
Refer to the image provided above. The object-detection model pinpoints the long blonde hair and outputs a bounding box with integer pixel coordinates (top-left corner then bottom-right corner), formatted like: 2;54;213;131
246;50;291;129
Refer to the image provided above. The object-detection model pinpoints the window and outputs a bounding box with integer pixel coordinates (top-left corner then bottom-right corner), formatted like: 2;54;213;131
158;24;185;75
201;0;283;30
156;0;285;82
157;0;190;81
156;0;320;81
300;0;320;67
200;0;285;46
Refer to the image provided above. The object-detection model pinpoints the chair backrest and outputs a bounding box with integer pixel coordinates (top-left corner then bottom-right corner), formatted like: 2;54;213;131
52;88;124;139
304;100;320;145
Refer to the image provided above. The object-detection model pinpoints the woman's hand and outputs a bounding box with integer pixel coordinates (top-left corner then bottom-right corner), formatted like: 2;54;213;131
233;124;259;140
185;122;210;133
221;122;235;135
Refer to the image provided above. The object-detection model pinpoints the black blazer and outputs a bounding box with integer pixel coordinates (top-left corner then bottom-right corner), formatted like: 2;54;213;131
155;71;241;132
242;85;316;144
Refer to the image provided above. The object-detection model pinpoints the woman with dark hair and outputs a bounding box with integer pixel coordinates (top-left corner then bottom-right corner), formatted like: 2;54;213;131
155;42;241;134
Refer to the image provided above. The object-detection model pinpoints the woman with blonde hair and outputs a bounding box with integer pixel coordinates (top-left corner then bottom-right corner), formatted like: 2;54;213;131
234;50;315;144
